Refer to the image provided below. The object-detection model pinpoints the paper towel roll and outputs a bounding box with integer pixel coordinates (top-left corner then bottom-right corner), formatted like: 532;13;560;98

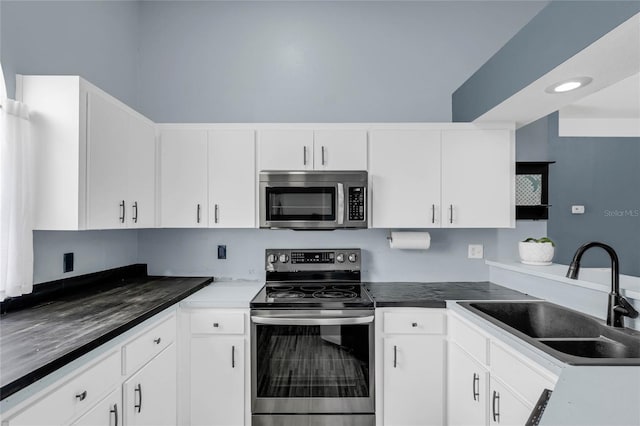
389;232;431;250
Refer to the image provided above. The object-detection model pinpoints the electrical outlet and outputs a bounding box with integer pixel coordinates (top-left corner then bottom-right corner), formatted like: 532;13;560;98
217;245;227;259
63;252;74;273
468;244;484;259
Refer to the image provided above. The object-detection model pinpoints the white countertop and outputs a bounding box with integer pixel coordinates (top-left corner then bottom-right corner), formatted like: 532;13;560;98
179;279;264;308
487;260;640;300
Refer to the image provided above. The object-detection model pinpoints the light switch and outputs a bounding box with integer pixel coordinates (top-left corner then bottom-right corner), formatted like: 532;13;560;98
572;205;585;214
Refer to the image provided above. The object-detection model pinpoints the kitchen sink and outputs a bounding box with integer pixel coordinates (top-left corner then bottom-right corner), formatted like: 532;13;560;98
459;301;640;365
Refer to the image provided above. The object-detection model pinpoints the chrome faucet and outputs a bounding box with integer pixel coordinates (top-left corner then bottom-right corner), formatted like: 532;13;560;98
566;242;638;328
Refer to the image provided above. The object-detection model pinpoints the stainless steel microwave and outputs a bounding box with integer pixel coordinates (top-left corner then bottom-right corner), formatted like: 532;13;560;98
259;171;368;230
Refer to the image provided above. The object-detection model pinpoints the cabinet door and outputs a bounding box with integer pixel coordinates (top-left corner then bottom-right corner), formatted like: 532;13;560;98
209;130;256;228
383;335;444;426
127;116;156;228
489;378;532;426
441;129;514;228
190;337;245;426
369;130;441;228
313;129;367;170
71;388;121;426
258;129;313;171
124;344;177;426
448;343;488;426
159;129;208;227
86;91;129;229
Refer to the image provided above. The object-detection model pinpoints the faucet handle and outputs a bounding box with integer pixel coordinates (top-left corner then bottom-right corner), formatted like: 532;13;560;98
615;296;639;319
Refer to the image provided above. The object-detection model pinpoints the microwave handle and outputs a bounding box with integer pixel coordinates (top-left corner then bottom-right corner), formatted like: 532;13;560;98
337;183;345;225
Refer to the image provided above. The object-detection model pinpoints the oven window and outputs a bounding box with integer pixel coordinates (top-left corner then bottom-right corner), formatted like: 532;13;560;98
266;187;335;221
256;324;370;398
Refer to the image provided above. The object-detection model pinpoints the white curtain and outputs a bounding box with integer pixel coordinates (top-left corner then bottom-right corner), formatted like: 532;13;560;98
0;63;34;301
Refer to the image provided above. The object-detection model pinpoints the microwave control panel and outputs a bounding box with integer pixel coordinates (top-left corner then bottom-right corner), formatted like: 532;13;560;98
348;187;366;221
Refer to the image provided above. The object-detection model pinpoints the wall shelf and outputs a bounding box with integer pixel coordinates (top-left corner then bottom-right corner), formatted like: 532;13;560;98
516;161;555;220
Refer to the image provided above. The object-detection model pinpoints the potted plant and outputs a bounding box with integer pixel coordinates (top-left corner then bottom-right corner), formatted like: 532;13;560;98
518;237;555;265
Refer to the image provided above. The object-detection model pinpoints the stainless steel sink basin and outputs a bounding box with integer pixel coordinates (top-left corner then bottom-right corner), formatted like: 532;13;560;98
539;338;640;358
459;301;640;365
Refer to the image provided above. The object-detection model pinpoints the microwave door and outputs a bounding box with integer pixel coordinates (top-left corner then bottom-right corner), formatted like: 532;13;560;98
264;184;338;228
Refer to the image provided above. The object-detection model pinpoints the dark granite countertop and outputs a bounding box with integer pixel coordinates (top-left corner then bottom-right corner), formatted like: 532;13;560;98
0;271;211;400
364;281;536;308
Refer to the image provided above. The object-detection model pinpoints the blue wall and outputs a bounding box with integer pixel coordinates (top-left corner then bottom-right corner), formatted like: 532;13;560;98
547;113;640;276
137;0;545;123
0;0;141;108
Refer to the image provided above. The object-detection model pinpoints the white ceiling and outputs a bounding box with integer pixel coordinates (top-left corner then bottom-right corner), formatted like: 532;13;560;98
475;12;640;135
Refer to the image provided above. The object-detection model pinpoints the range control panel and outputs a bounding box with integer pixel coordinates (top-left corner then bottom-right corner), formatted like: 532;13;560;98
265;248;361;272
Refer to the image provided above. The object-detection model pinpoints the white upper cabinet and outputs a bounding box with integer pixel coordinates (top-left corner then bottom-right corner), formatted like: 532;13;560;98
258;129;314;171
86;92;156;230
19;75;156;230
158;129;208;228
313;129;368;170
208;130;256;228
126;115;156;229
369;130;441;228
441;129;514;228
258;128;367;171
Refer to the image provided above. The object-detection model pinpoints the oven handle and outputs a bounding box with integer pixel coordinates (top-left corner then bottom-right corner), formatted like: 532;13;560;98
251;315;374;326
337;183;345;225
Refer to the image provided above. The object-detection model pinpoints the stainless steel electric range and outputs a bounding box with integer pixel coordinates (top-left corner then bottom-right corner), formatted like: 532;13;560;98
250;248;375;426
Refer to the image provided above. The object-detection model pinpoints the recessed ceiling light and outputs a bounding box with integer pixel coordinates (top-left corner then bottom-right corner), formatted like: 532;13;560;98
545;77;593;94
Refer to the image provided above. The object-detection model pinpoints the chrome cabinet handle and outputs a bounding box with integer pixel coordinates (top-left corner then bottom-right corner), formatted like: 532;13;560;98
197;204;201;224
231;345;235;368
213;322;219;328
75;390;87;401
134;384;142;413
321;146;326;165
303;146;307;166
110;404;119;426
153;337;161;344
132;201;138;223
449;204;454;224
472;373;480;401
492;390;500;423
431;204;435;224
119;201;125;223
393;345;397;368
411;322;418;327
214;204;219;224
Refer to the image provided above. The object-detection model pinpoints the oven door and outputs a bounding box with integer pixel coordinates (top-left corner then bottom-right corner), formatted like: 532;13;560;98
260;182;343;229
251;310;375;415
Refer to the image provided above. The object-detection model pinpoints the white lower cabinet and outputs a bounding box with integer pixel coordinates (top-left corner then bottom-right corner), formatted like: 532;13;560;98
190;337;245;426
186;309;249;426
489;378;532;426
447;312;558;426
377;308;446;426
123;344;177;426
1;311;178;426
71;388;122;426
448;343;488;426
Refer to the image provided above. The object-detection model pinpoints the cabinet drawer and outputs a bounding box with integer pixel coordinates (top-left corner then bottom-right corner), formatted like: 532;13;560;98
490;341;556;406
6;351;120;426
449;313;489;365
190;310;245;335
383;309;445;334
123;313;176;376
